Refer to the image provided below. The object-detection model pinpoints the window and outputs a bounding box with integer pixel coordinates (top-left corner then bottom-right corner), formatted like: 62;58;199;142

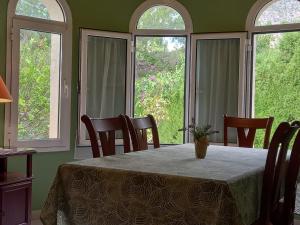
79;30;131;145
137;6;185;30
5;0;72;151
247;0;300;146
256;0;300;26
190;33;247;143
130;0;192;144
16;0;64;21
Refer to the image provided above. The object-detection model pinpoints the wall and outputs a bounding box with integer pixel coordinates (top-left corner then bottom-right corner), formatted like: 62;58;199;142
0;0;257;210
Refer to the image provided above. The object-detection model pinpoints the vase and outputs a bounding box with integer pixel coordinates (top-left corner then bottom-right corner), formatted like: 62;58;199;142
194;137;209;159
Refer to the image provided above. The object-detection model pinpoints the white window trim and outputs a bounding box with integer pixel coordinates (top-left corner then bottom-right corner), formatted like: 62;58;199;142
246;0;300;117
5;0;72;152
129;0;193;143
190;32;248;139
78;29;132;146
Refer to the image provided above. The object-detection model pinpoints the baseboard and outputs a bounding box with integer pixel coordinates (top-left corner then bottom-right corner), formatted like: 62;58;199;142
32;210;41;220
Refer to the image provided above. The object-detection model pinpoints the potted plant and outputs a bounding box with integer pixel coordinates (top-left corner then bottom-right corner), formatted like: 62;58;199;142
179;124;219;159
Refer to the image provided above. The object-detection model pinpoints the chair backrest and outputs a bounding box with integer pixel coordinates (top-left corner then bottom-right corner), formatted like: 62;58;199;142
125;114;160;151
81;115;131;157
273;121;300;225
271;120;300;210
224;114;274;149
256;122;299;224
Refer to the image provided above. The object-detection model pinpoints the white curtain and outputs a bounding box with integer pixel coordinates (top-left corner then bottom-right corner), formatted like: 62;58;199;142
195;38;240;142
86;36;127;118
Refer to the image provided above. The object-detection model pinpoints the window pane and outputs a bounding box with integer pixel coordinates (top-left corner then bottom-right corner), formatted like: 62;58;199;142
253;32;300;146
256;0;300;26
195;39;240;143
134;36;186;144
18;29;61;140
137;6;185;30
86;36;127;118
16;0;64;22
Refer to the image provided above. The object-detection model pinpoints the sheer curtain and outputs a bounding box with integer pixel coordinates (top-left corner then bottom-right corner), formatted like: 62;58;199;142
86;36;127;118
195;38;240;142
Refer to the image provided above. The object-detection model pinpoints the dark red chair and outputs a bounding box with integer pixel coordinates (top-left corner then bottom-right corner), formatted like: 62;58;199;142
224;114;274;149
81;114;131;157
271;121;300;225
125;114;160;151
252;121;299;225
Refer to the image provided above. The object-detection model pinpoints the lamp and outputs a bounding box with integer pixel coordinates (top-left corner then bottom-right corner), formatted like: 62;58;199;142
0;76;12;103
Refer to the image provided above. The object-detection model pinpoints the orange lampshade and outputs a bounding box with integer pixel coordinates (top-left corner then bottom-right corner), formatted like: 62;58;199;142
0;76;12;103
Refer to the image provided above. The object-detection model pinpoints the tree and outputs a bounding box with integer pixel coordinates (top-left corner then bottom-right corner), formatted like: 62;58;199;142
17;1;52;139
254;32;300;147
134;6;187;144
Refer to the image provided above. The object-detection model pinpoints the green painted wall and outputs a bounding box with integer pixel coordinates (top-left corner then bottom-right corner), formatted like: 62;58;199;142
0;0;257;210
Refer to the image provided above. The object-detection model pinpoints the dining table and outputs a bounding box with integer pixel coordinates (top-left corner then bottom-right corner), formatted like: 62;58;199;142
40;144;268;225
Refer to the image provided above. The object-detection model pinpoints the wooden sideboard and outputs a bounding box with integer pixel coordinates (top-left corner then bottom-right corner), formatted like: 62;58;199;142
0;148;36;225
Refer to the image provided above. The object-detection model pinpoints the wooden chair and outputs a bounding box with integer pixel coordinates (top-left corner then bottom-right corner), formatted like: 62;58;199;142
271;121;300;225
125;114;160;151
252;121;299;225
81;114;131;157
224;114;274;149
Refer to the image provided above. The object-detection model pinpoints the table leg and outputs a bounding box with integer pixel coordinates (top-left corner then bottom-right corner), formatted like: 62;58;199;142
0;158;7;180
27;155;32;178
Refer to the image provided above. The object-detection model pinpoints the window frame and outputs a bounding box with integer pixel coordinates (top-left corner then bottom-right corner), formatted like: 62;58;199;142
246;0;300;118
5;0;72;152
78;29;132;146
130;0;193;143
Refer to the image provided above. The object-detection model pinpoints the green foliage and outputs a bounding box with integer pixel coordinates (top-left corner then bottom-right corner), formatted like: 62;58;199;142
135;37;185;144
18;30;51;139
254;32;300;147
16;0;50;20
179;124;219;141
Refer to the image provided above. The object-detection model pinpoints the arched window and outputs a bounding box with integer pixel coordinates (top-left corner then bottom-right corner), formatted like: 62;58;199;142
16;0;64;21
247;0;300;31
137;5;185;30
246;0;300;146
256;0;300;26
5;0;72;151
130;0;192;144
130;0;192;34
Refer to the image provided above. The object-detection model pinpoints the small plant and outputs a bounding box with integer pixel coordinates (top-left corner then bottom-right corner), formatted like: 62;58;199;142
179;124;219;141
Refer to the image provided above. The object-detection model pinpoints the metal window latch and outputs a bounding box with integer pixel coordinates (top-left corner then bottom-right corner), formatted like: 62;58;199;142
64;79;69;98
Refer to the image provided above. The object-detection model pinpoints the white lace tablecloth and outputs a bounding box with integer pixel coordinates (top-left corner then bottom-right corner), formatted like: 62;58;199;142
41;144;267;225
